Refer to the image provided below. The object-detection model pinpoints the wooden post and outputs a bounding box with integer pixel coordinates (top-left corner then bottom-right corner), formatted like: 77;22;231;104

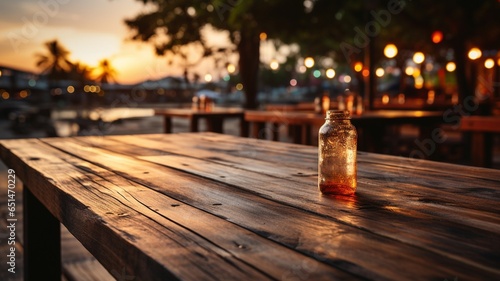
207;117;224;133
23;185;61;281
240;116;249;138
251;122;265;139
163;117;172;133
271;123;280;141
190;117;199;132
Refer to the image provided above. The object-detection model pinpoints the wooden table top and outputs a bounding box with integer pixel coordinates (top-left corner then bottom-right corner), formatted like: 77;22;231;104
245;110;444;126
1;133;499;280
155;108;244;118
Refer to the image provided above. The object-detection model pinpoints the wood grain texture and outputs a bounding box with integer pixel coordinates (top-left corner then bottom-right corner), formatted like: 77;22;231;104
80;134;500;275
1;132;499;281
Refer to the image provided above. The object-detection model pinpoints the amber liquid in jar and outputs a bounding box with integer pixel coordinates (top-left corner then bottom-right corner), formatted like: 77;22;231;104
318;110;357;195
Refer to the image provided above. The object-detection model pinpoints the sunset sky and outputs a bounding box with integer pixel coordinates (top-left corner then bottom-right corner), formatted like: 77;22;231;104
0;0;234;84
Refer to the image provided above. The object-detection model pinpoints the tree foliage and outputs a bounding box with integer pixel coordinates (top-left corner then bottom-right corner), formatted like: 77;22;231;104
94;59;117;84
126;0;500;107
126;0;309;108
392;0;500;100
35;39;73;80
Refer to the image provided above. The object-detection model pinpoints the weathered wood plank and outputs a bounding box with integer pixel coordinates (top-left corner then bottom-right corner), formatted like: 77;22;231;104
0;140;273;281
1;139;354;281
79;133;500;238
42;137;500;280
106;133;500;206
74;135;500;271
134;132;500;185
49;141;354;280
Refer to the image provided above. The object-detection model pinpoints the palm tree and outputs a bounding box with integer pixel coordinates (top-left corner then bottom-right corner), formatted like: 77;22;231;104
71;62;93;85
94;59;117;84
35;39;73;79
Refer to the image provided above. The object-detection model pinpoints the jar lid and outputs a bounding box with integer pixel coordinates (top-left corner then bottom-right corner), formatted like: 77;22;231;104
325;110;351;120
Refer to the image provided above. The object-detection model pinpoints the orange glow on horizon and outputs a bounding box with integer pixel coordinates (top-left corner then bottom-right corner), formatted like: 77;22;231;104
0;0;235;85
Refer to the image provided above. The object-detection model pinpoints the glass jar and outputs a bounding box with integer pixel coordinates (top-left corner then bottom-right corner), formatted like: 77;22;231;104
318;110;357;195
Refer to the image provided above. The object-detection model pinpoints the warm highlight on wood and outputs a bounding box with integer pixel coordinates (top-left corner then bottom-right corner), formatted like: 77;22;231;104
1;133;499;280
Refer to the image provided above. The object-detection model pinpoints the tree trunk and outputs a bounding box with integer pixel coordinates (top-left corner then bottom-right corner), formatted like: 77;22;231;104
237;27;260;109
453;37;472;103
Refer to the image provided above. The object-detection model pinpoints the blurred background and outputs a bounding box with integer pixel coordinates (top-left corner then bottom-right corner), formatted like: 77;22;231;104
0;0;499;167
0;1;499;280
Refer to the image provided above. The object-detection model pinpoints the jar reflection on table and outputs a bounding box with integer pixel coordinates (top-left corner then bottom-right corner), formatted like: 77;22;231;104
318;110;357;196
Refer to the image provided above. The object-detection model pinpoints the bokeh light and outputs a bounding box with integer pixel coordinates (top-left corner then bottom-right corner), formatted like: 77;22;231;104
236;83;243;90
384;44;398;58
431;30;443;44
67;86;75;93
313;70;321;78
405;67;414;76
290;79;297;87
19;90;28;98
415;76;424;89
326;68;336;79
354;62;363;72
413;52;425;64
484;58;494;69
187;7;196;16
446;62;456;72
270;59;279;70
468;48;482;60
204;74;213;82
304;57;315;68
375;68;385;77
398;93;405;104
427;90;435;104
382;94;389;104
227;63;236;74
412;68;421;78
259;32;267;41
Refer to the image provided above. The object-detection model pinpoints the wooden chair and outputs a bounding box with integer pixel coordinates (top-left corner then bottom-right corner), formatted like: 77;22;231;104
459;116;500;167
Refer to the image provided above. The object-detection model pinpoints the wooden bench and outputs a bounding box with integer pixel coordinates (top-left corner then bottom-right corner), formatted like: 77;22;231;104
245;110;444;154
154;108;248;137
459;115;500;167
